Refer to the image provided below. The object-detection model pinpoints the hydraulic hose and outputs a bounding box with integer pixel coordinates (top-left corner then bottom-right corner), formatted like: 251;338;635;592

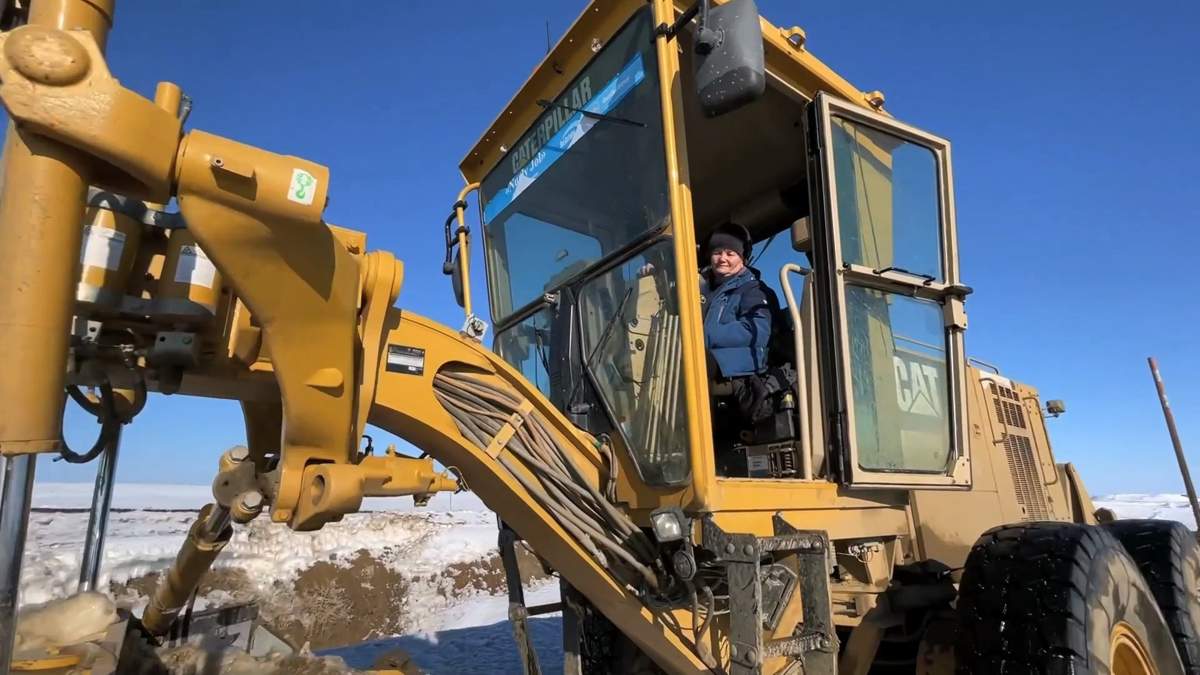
59;371;147;464
433;369;659;593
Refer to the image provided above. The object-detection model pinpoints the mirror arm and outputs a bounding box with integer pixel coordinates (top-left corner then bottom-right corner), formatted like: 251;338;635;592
654;1;700;41
694;1;720;54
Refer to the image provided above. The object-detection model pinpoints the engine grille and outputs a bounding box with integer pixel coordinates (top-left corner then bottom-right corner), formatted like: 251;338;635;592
989;382;1050;521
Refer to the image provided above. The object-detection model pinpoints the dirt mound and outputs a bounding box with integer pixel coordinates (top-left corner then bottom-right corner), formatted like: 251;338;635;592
273;550;410;649
112;544;550;651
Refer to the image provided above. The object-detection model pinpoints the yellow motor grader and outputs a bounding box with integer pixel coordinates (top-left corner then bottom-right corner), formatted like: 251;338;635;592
0;0;1196;673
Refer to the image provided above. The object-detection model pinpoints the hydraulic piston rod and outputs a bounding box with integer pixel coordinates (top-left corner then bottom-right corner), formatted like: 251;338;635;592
78;429;122;592
141;503;233;636
0;456;37;670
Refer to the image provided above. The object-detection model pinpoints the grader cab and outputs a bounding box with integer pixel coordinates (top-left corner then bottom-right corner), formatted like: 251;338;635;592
0;0;1195;673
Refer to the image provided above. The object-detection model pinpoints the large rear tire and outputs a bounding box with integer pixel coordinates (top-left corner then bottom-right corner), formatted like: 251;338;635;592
956;522;1184;674
1106;519;1200;674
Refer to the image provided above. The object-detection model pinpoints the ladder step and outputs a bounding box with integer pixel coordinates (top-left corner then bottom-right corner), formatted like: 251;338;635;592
763;631;833;658
759;531;826;553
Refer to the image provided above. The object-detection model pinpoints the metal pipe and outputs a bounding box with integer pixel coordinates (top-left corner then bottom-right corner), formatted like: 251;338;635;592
780;264;813;480
453;183;481;319
77;428;121;593
0;455;37;671
1148;357;1200;530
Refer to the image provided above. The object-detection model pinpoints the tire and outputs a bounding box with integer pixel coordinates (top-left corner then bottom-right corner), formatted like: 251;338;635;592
1106;520;1200;674
956;522;1184;674
569;588;662;675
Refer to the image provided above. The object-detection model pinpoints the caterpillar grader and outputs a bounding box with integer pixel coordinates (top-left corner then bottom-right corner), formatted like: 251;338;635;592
0;0;1196;673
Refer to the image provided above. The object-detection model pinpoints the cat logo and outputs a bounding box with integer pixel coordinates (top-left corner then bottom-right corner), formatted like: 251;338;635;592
893;351;944;418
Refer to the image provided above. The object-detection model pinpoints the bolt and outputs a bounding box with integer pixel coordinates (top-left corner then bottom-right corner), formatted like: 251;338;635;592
228;446;250;462
742;544;754;556
745;648;758;665
240;491;264;510
730;645;738;658
725;543;735;554
182;336;193;345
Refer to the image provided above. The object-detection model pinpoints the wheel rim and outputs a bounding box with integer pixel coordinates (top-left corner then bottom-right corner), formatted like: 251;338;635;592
1111;621;1159;675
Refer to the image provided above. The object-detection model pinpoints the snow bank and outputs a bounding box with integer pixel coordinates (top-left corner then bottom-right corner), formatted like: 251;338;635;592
34;483;212;511
1095;493;1195;529
21;491;494;608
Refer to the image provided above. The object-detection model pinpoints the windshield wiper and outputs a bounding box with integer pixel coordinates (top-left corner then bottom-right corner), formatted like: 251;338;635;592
566;285;636;408
536;99;646;128
872;265;937;285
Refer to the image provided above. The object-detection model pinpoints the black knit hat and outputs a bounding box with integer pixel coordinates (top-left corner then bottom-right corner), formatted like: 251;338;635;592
706;222;752;260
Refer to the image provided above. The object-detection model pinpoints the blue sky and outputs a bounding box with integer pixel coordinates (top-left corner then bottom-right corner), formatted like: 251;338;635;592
13;1;1197;495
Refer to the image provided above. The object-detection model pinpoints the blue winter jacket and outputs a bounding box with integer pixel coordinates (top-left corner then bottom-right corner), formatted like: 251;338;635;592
702;267;773;378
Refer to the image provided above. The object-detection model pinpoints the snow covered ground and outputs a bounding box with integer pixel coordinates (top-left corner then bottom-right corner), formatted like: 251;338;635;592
1094;493;1195;529
15;484;1194;673
325;583;565;674
23;483;554;673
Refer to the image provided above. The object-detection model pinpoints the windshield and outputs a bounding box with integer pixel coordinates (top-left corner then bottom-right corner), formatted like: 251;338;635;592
480;7;669;324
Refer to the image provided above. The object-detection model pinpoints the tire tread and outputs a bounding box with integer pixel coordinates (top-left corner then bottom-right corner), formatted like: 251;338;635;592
1106;519;1200;674
956;521;1183;674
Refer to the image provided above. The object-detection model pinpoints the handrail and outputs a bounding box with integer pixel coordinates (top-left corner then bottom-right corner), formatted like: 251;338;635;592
445;182;481;321
778;263;814;481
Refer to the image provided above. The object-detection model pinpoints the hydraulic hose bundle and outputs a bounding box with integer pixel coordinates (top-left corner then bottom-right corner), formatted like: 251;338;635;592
433;369;659;593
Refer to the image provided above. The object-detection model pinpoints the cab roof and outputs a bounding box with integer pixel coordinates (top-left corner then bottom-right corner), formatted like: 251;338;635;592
458;0;884;185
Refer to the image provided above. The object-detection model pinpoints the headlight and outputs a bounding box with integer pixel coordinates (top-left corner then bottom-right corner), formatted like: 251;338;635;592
650;507;689;543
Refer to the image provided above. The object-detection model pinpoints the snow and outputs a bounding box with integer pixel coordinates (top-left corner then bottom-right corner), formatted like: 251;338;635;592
325;582;564;675
33;482;212;510
22;509;499;606
1094;493;1195;529
14;485;1197;673
21;482;496;612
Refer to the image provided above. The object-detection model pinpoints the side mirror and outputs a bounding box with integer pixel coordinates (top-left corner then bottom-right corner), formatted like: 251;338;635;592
693;0;766;117
451;248;465;308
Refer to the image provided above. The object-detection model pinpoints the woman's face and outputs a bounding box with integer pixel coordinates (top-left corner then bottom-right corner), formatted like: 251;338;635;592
710;247;745;278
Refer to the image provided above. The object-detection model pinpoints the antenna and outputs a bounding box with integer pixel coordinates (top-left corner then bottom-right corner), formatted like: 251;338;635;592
545;20;552;55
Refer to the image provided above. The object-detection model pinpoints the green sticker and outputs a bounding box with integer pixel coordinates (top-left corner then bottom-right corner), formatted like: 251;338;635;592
288;169;317;206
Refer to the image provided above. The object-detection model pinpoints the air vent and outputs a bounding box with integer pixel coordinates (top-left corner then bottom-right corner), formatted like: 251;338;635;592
987;381;1049;521
989;382;1027;429
1004;434;1049;520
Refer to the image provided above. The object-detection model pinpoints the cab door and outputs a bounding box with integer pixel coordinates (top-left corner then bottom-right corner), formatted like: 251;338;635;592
807;93;971;488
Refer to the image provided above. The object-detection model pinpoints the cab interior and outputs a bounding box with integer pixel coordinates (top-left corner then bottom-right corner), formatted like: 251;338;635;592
678;31;825;481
